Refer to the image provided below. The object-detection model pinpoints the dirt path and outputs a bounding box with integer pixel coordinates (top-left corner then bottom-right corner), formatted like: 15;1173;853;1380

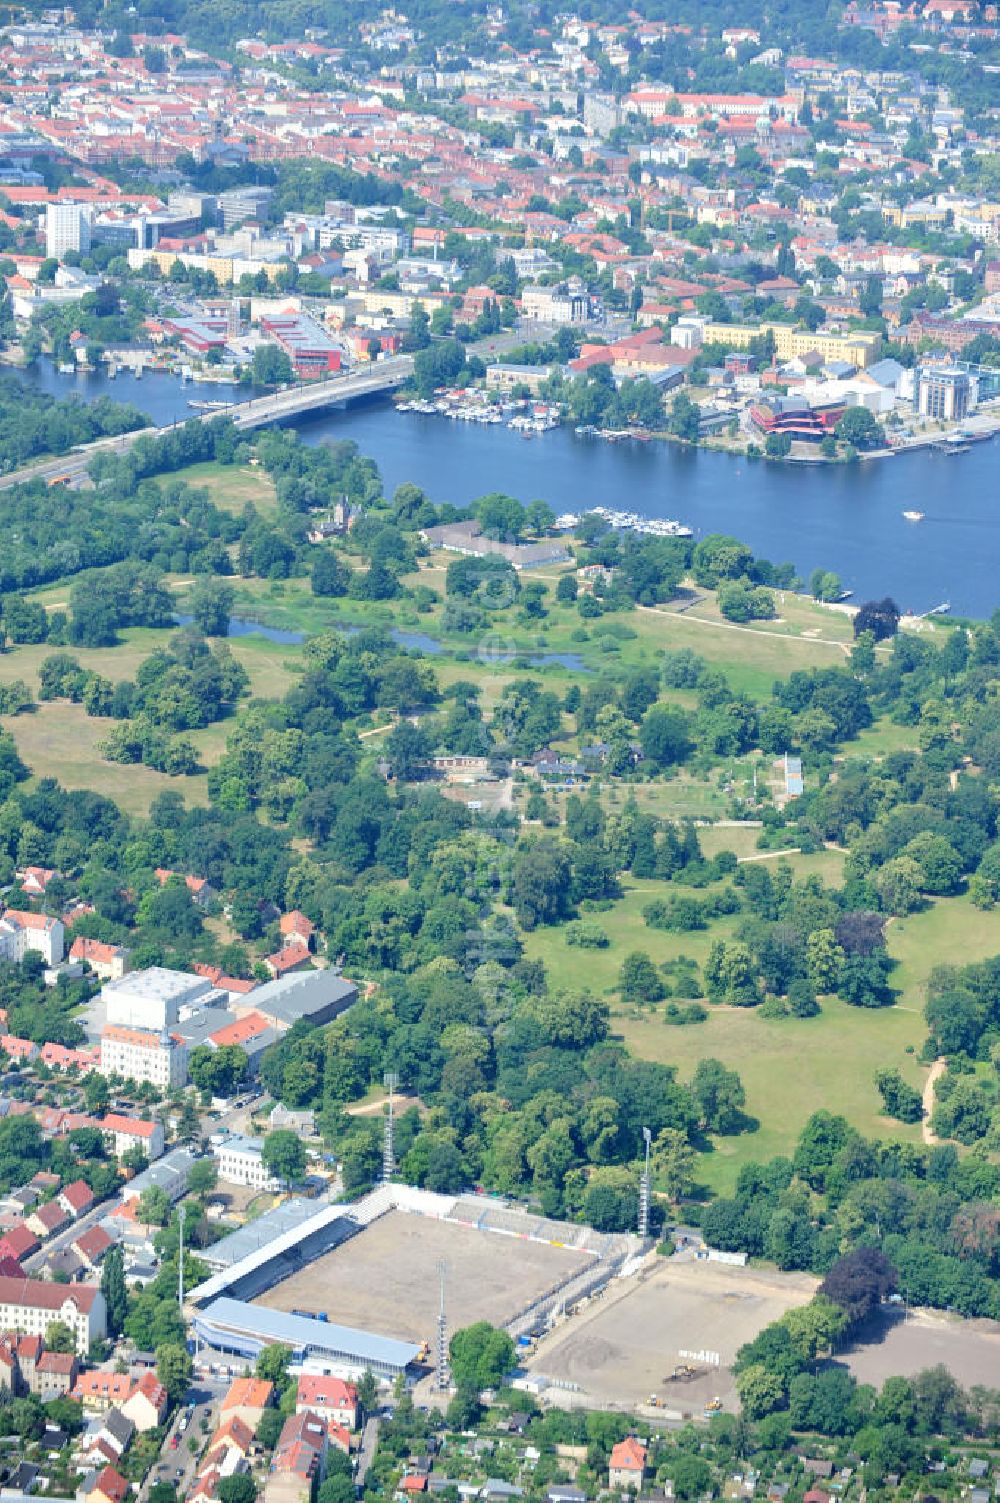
922;1058;946;1144
636;603;852;654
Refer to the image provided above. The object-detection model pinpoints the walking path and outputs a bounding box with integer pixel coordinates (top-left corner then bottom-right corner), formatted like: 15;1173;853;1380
922;1058;946;1144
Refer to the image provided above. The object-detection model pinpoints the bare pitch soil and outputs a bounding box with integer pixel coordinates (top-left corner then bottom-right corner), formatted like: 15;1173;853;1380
254;1210;589;1344
839;1307;1000;1390
526;1258;817;1412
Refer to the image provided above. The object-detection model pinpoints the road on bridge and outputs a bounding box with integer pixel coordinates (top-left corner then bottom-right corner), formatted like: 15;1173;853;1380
0;356;414;491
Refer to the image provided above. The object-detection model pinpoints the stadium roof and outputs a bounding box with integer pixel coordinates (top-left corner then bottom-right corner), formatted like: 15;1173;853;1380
196;1297;420;1373
193;1201;355;1299
201;1197;325;1271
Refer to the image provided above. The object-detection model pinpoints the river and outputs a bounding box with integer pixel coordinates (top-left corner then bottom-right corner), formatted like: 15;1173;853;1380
19;361;1000;619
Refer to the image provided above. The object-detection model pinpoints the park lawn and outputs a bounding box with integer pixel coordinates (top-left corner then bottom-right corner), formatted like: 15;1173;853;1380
1;702;209;815
617;997;928;1197
887;894;1000;1005
681;588;857;647
631;603;846;698
840;715;921;761
520;878;743;997
171;460;278;515
0;624;299;704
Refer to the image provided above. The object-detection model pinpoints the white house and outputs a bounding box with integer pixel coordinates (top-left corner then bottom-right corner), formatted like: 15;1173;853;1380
0;911;64;965
213;1134;279;1191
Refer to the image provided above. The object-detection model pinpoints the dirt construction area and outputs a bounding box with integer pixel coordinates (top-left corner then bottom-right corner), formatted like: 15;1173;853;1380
254;1210;591;1344
840;1307;1000;1390
527;1257;818;1413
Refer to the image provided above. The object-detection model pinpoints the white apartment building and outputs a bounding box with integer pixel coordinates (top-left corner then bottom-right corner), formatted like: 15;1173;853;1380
102;967;212;1032
0;1277;105;1354
101;1113;166;1162
45;202;92;259
213;1134;280;1191
100;1025;187;1089
0;911;64;965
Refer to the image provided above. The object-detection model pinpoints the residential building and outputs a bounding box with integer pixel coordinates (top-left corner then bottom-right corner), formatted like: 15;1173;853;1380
26;1200;70;1240
917;365;972;421
101;1114;165;1162
100;1025;187;1089
296;1376;358;1429
266;1410;329;1503
608;1438;646;1492
0;1276;105;1354
45;202;92;258
701;321;881;368
84;1464;130;1503
73;1225;114;1273
71;1371;135;1412
69;937;132;981
58;1180;96;1218
0;911;65;965
521;282;589;323
122;1371;169;1432
264;944;313;980
214;1135;280;1192
221;1376;275;1429
34;1349;78;1398
279;912;315;951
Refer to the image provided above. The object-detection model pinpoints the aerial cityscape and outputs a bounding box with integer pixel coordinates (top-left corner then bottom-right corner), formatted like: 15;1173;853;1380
0;1;995;1502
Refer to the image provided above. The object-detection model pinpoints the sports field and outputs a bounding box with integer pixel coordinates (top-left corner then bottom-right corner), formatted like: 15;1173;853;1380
254;1210;590;1343
526;1257;817;1412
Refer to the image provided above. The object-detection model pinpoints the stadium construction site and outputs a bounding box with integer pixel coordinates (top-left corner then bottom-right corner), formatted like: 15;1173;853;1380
190;1183;647;1391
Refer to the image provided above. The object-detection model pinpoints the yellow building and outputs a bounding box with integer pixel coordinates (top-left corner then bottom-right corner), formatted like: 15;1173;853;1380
701;321;881;368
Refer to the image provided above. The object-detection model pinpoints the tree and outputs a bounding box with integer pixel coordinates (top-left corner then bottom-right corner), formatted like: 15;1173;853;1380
356;1369;378;1414
667;1455;712;1501
449;1323;515;1393
101;1244;127;1337
765;432;791;458
875;1068;923;1124
312;552;352;597
736;1362;786;1419
652;1127;695;1202
45;1321;76;1353
668;391;701;442
619;950;665;1005
819;1247;897;1328
218;1479;256;1503
256;1343;293;1390
639;704;691;768
138;1185;170;1227
188;579;234;638
384;721;431;781
853;597;900;642
252;345;294;386
262;1130;307;1185
691;1058;746;1134
157;1342;193;1404
187;1159;219;1202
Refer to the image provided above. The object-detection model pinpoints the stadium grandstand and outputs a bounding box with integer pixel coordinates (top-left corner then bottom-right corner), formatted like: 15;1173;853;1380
193;1299;420;1380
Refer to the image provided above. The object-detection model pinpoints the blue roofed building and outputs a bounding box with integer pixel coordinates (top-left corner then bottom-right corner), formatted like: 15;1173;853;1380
193;1297;420;1381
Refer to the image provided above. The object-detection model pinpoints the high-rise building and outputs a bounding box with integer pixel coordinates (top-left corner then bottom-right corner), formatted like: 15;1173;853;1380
44;202;92;259
917;366;972;423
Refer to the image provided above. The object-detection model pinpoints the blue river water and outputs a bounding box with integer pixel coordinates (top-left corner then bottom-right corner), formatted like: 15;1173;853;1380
20;361;1000;619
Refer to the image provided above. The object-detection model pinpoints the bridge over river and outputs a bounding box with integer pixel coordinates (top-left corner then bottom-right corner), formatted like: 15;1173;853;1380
0;355;414;490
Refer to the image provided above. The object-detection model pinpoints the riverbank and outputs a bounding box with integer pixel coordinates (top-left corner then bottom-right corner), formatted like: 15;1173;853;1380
4;359;1000;615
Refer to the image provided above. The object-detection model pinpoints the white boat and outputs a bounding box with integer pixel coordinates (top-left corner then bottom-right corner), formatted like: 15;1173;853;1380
902;510;924;522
